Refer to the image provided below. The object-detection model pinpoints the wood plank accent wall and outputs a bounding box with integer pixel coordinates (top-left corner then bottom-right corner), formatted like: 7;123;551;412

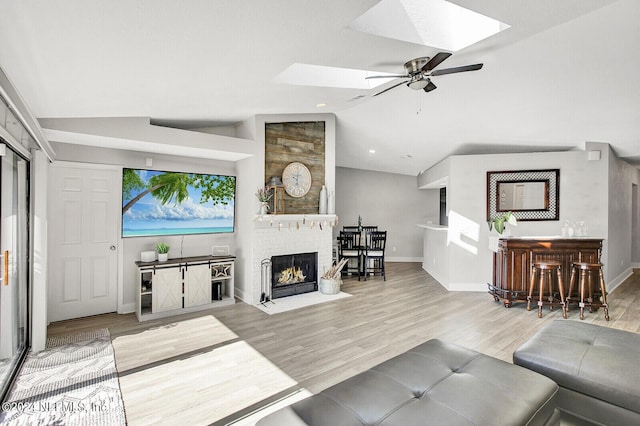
265;122;325;214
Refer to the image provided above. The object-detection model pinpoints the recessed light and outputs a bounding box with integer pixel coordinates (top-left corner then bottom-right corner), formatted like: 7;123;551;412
316;103;327;108
369;149;376;154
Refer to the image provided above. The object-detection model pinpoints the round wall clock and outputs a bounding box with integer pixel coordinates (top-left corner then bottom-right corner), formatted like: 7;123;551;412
282;162;312;198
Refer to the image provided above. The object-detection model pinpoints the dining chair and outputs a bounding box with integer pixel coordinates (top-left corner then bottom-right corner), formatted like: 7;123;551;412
337;231;362;280
364;231;387;281
361;226;378;248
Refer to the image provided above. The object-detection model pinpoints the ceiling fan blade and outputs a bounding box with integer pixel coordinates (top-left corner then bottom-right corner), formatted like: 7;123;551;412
421;52;452;72
373;80;406;96
431;63;483;76
365;74;409;79
423;81;437;92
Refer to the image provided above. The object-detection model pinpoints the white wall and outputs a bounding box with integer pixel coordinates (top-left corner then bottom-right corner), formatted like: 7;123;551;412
48;113;337;311
422;227;449;284
633;184;640;264
234;116;261;303
51;142;239;311
606;143;640;287
1;67;53;353
235;113;336;305
336;167;430;261
30;150;48;352
418;145;624;291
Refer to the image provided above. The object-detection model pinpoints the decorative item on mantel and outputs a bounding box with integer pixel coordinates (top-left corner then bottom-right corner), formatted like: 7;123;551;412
156;242;170;262
327;188;335;214
488;211;517;236
319;258;348;294
319;185;328;214
357;215;363;232
254;214;339;231
266;176;285;214
256;186;272;215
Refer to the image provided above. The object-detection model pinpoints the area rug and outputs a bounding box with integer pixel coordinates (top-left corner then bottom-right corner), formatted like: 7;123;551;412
0;328;126;425
256;291;351;315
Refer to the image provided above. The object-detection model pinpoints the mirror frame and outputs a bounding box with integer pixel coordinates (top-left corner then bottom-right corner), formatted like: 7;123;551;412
487;169;560;221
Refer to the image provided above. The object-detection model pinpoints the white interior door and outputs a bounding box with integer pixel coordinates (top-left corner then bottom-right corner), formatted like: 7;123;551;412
49;163;120;322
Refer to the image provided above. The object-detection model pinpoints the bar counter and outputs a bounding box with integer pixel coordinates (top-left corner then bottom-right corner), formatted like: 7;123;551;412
488;236;603;307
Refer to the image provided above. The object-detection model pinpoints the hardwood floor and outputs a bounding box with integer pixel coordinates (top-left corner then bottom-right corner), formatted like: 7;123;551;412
47;263;640;425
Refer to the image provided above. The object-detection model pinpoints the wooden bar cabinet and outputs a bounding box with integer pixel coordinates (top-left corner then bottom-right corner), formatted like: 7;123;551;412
489;237;603;307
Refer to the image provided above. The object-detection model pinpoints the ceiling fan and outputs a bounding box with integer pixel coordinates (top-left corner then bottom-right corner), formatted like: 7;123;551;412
366;52;483;96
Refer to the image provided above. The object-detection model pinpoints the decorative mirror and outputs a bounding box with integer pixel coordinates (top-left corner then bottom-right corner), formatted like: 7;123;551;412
487;169;560;221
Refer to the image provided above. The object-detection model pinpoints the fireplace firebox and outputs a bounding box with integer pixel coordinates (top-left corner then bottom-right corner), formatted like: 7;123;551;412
271;252;318;299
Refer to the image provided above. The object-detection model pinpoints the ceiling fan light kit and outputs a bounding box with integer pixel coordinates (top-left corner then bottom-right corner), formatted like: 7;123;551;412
408;77;429;90
367;51;483;96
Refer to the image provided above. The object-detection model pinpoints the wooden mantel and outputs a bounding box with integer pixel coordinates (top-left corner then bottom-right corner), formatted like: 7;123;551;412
488;237;603;307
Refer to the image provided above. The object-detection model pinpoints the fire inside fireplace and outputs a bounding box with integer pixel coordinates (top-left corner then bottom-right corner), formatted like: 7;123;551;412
271;252;318;299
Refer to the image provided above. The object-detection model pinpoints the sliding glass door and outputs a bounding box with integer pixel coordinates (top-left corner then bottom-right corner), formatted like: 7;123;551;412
0;141;29;400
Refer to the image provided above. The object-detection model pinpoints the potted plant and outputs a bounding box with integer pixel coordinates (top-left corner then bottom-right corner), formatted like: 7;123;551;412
255;187;272;215
319;259;348;294
156;242;170;262
488;211;518;235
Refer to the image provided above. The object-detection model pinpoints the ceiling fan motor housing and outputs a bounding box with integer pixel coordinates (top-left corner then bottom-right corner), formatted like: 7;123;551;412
404;57;430;75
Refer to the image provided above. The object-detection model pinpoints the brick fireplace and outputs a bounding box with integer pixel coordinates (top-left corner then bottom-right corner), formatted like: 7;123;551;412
271;252;318;298
236;113;336;306
250;216;334;304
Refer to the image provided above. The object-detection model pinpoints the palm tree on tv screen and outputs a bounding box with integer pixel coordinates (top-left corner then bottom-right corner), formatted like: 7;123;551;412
122;169;235;214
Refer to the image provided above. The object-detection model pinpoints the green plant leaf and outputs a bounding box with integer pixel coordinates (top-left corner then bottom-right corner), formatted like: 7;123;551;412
156;242;170;253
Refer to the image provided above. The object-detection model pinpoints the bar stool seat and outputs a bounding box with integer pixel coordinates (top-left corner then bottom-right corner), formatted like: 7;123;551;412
567;262;610;321
527;261;567;318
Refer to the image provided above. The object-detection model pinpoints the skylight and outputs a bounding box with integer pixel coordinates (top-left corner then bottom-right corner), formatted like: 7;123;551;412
273;63;396;90
349;0;510;52
273;0;507;91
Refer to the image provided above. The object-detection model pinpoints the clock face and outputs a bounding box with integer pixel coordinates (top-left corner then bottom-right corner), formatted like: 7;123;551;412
282;162;312;198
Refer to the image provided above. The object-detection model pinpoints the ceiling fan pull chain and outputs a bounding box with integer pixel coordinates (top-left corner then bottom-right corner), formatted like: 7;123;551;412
416;92;422;115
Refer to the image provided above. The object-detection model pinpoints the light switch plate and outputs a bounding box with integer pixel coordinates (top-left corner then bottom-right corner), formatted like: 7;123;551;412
213;246;229;256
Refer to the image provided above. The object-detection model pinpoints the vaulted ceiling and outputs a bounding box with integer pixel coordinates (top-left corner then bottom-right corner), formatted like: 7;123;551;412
0;0;638;175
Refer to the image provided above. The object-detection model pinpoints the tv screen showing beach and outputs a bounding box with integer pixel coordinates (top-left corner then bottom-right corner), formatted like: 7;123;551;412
122;168;236;238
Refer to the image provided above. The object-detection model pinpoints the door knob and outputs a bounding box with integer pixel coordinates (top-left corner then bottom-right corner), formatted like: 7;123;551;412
109;245;116;251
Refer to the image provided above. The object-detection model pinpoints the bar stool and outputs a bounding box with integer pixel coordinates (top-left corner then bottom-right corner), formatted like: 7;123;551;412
527;261;567;318
567;262;610;321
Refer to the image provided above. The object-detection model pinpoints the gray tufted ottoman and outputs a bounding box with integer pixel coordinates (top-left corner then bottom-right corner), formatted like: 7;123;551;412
514;320;640;425
257;339;558;425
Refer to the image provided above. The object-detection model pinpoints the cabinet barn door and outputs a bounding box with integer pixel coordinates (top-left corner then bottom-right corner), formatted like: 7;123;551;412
152;267;182;313
184;264;211;307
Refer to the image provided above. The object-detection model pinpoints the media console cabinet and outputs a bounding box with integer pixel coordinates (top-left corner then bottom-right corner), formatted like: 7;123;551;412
488;237;603;307
135;255;235;321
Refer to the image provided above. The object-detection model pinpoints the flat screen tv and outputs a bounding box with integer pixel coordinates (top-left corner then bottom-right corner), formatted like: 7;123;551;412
122;168;236;238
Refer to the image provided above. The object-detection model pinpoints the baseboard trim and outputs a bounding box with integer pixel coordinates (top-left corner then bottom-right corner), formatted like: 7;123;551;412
436;280;487;292
607;267;635;293
118;302;136;314
234;287;248;304
386;257;422;263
